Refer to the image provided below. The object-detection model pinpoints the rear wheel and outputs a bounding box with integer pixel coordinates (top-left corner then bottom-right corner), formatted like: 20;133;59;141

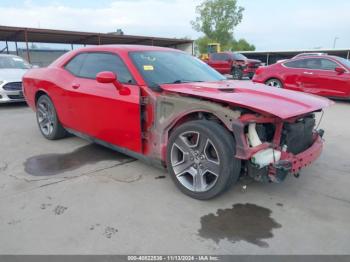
166;120;241;200
266;78;283;88
36;95;67;140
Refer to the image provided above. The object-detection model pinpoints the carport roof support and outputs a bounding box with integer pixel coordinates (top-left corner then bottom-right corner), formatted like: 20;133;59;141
0;25;194;62
0;25;193;46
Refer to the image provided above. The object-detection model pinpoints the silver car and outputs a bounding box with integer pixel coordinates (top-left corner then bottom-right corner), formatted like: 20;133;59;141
0;54;31;103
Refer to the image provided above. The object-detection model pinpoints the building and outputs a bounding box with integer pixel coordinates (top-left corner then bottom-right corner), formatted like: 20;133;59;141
240;48;350;65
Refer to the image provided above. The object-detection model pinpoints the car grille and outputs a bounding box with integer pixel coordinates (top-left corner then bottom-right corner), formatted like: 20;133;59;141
8;94;24;100
2;82;22;91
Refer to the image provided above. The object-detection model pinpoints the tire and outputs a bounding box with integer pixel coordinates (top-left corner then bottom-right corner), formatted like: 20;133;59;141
166;120;241;200
265;78;283;88
36;95;67;140
232;67;243;80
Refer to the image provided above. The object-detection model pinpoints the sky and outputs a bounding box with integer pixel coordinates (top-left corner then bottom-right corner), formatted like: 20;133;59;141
0;0;349;51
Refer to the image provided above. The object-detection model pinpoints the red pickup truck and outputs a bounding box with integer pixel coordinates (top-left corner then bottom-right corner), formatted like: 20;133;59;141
205;52;262;80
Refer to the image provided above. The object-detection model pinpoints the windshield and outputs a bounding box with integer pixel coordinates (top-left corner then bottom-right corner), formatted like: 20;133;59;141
129;51;225;87
335;57;350;68
232;53;247;60
0;56;31;69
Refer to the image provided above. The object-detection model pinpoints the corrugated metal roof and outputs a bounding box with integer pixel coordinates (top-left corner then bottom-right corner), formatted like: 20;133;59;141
0;25;193;47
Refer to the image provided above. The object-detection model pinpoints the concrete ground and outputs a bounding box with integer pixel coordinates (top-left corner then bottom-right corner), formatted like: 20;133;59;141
0;101;349;255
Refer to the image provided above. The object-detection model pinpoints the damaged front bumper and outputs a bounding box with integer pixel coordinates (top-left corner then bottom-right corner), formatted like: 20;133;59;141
232;116;325;183
269;133;323;182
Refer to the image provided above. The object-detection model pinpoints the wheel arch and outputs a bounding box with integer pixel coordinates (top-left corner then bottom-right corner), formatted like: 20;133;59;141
265;76;284;85
161;110;238;163
35;89;49;105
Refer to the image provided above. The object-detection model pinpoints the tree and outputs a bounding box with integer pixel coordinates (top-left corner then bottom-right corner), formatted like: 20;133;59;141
195;36;215;54
231;38;255;51
191;0;244;46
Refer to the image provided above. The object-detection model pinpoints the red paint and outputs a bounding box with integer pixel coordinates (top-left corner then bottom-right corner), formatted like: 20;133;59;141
161;81;332;119
23;45;331;178
253;55;350;98
205;51;261;77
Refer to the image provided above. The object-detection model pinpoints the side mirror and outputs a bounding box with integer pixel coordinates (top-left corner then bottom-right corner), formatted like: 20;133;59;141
335;67;346;74
96;71;130;95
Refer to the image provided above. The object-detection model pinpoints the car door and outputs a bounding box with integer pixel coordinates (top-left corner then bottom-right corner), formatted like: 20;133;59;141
308;58;349;97
64;52;142;153
208;53;230;74
281;59;307;91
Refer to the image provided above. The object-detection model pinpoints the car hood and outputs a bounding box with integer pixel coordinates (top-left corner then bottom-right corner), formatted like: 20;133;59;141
246;59;261;64
0;69;27;82
161;81;332;119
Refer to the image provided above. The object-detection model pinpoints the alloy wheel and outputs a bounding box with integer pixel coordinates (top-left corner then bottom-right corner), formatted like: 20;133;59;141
266;79;282;88
37;100;55;136
170;131;221;192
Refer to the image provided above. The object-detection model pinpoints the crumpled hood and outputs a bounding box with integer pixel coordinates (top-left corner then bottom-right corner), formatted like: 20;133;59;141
161;80;332;119
0;69;27;82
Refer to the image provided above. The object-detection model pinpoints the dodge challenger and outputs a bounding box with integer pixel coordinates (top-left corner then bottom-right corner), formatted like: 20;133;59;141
23;45;332;199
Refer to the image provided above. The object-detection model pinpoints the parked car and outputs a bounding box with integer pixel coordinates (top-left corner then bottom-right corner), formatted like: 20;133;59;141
276;53;327;63
253;55;350;99
0;54;32;103
23;45;331;199
205;52;262;80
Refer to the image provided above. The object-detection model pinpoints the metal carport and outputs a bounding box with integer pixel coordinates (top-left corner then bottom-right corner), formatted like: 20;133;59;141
0;25;194;63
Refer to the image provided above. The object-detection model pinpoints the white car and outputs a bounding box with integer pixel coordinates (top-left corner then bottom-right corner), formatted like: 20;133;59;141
0;54;31;103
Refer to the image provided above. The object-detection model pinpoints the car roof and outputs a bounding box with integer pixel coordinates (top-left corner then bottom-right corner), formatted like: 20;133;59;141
289;54;340;61
73;44;182;53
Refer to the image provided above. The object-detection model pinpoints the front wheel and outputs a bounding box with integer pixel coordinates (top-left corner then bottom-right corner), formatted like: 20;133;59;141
232;67;243;80
265;78;283;88
166;120;241;200
36;95;67;140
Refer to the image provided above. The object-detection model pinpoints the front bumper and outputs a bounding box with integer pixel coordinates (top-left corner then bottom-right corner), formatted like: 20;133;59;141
0;83;25;103
245;134;324;183
269;134;323;182
281;134;323;174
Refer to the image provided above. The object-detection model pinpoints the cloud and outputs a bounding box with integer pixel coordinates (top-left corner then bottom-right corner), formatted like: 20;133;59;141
0;0;202;38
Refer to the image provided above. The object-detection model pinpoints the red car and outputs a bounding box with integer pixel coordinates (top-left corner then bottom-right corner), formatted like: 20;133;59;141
205;52;262;80
253;55;350;99
23;45;331;199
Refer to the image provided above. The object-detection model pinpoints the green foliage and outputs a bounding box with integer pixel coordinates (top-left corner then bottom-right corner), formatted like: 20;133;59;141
195;36;216;54
231;39;256;51
191;0;244;46
192;0;256;52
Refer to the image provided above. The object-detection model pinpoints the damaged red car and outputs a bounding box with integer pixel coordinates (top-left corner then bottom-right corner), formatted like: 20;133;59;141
23;45;332;199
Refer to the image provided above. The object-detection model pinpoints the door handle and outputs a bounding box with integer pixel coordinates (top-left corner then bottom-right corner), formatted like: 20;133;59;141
72;83;80;89
303;72;313;75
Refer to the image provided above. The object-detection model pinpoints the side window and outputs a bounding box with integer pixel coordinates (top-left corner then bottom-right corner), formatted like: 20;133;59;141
222;54;231;61
304;58;323;70
211;53;220;61
320;59;338;70
283;59;307;68
64;53;87;75
211;53;229;61
78;53;134;84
